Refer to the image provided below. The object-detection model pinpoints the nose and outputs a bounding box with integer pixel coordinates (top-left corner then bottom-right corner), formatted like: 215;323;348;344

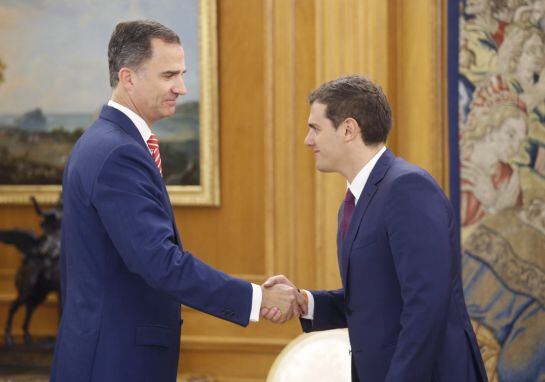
304;129;314;146
172;76;187;96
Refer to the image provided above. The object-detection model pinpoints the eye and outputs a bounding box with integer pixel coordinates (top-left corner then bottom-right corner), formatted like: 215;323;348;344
162;72;178;80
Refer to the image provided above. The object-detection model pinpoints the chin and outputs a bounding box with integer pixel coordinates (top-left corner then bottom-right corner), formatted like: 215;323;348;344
316;163;334;173
162;107;176;118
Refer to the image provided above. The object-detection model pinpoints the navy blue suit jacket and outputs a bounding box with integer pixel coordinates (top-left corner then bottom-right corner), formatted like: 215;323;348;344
301;150;488;382
51;106;252;382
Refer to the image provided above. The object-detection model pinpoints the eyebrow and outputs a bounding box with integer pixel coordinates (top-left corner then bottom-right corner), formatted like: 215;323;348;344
161;69;187;76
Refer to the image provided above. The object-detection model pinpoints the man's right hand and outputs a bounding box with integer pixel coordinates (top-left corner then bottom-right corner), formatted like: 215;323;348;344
261;282;303;324
260;275;308;323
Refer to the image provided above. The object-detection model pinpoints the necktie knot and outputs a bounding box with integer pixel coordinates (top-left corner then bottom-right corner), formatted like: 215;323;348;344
344;189;355;204
147;133;162;176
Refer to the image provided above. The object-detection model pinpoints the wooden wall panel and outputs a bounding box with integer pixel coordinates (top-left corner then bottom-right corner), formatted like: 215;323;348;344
0;1;448;381
291;0;319;290
392;0;449;190
314;0;398;290
175;0;267;280
265;0;318;290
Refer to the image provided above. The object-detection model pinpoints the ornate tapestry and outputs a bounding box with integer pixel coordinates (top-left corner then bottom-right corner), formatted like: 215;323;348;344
452;1;545;381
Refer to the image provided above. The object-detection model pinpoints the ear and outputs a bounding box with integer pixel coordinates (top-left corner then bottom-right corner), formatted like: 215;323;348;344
343;118;361;142
118;67;135;91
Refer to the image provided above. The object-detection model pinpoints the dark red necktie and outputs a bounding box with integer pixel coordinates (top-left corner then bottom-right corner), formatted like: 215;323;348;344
341;189;356;241
147;133;162;176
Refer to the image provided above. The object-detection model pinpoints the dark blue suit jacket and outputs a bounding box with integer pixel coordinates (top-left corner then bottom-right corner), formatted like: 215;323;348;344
51;106;252;382
302;150;488;382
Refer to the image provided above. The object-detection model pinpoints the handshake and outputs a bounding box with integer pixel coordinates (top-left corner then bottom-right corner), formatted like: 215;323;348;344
260;275;308;324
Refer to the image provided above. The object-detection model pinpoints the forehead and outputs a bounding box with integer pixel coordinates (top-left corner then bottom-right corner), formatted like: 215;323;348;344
148;38;185;65
308;102;328;120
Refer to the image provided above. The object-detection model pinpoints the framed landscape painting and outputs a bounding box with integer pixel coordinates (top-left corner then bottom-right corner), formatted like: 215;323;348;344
0;0;219;205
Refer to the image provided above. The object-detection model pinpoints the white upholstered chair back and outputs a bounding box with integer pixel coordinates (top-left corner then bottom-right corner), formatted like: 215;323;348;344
267;329;351;382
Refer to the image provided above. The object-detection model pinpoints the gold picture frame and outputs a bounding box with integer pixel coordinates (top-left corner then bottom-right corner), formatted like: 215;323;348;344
0;0;219;206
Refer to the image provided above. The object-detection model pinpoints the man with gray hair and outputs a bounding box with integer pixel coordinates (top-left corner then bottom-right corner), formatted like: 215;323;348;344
50;20;304;382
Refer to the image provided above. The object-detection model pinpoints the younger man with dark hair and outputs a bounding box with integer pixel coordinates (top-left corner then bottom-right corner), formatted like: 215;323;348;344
263;75;488;382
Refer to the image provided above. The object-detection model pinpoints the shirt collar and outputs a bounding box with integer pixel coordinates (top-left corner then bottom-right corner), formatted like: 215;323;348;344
348;146;387;204
107;100;152;144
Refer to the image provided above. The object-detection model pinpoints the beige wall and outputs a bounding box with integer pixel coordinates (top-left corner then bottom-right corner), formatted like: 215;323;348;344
0;1;448;380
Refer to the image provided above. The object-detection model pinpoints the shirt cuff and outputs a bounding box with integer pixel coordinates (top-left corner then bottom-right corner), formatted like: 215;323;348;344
249;283;262;322
300;290;315;320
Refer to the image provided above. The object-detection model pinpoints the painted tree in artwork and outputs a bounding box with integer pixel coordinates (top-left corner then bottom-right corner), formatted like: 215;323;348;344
0;58;5;85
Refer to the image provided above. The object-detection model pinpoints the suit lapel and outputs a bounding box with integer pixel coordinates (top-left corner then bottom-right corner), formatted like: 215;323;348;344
340;149;395;285
99;105;149;152
99;105;182;246
336;204;343;276
161;184;183;247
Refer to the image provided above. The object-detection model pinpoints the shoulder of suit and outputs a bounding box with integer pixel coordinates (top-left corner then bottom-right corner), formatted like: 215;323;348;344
384;159;444;196
387;157;428;179
82;118;143;151
70;119;148;178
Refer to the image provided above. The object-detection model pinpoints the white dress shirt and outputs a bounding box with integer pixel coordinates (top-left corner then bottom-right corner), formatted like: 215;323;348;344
302;146;387;320
107;100;262;322
108;100;152;152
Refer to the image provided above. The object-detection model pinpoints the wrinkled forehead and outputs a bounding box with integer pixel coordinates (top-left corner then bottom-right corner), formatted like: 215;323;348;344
151;37;184;54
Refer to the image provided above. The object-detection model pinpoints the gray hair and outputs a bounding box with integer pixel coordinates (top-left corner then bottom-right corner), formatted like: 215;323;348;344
108;20;180;87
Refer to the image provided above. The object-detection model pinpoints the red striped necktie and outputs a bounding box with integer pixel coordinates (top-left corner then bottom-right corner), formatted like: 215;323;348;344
147;133;162;176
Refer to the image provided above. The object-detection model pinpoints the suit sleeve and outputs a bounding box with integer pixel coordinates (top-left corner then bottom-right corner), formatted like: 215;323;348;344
91;143;253;326
384;172;453;381
300;289;347;332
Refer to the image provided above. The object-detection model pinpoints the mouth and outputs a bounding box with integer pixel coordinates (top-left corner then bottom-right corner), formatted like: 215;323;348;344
313;150;320;155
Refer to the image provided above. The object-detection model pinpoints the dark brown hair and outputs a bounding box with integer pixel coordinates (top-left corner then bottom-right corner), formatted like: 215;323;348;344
308;75;392;144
